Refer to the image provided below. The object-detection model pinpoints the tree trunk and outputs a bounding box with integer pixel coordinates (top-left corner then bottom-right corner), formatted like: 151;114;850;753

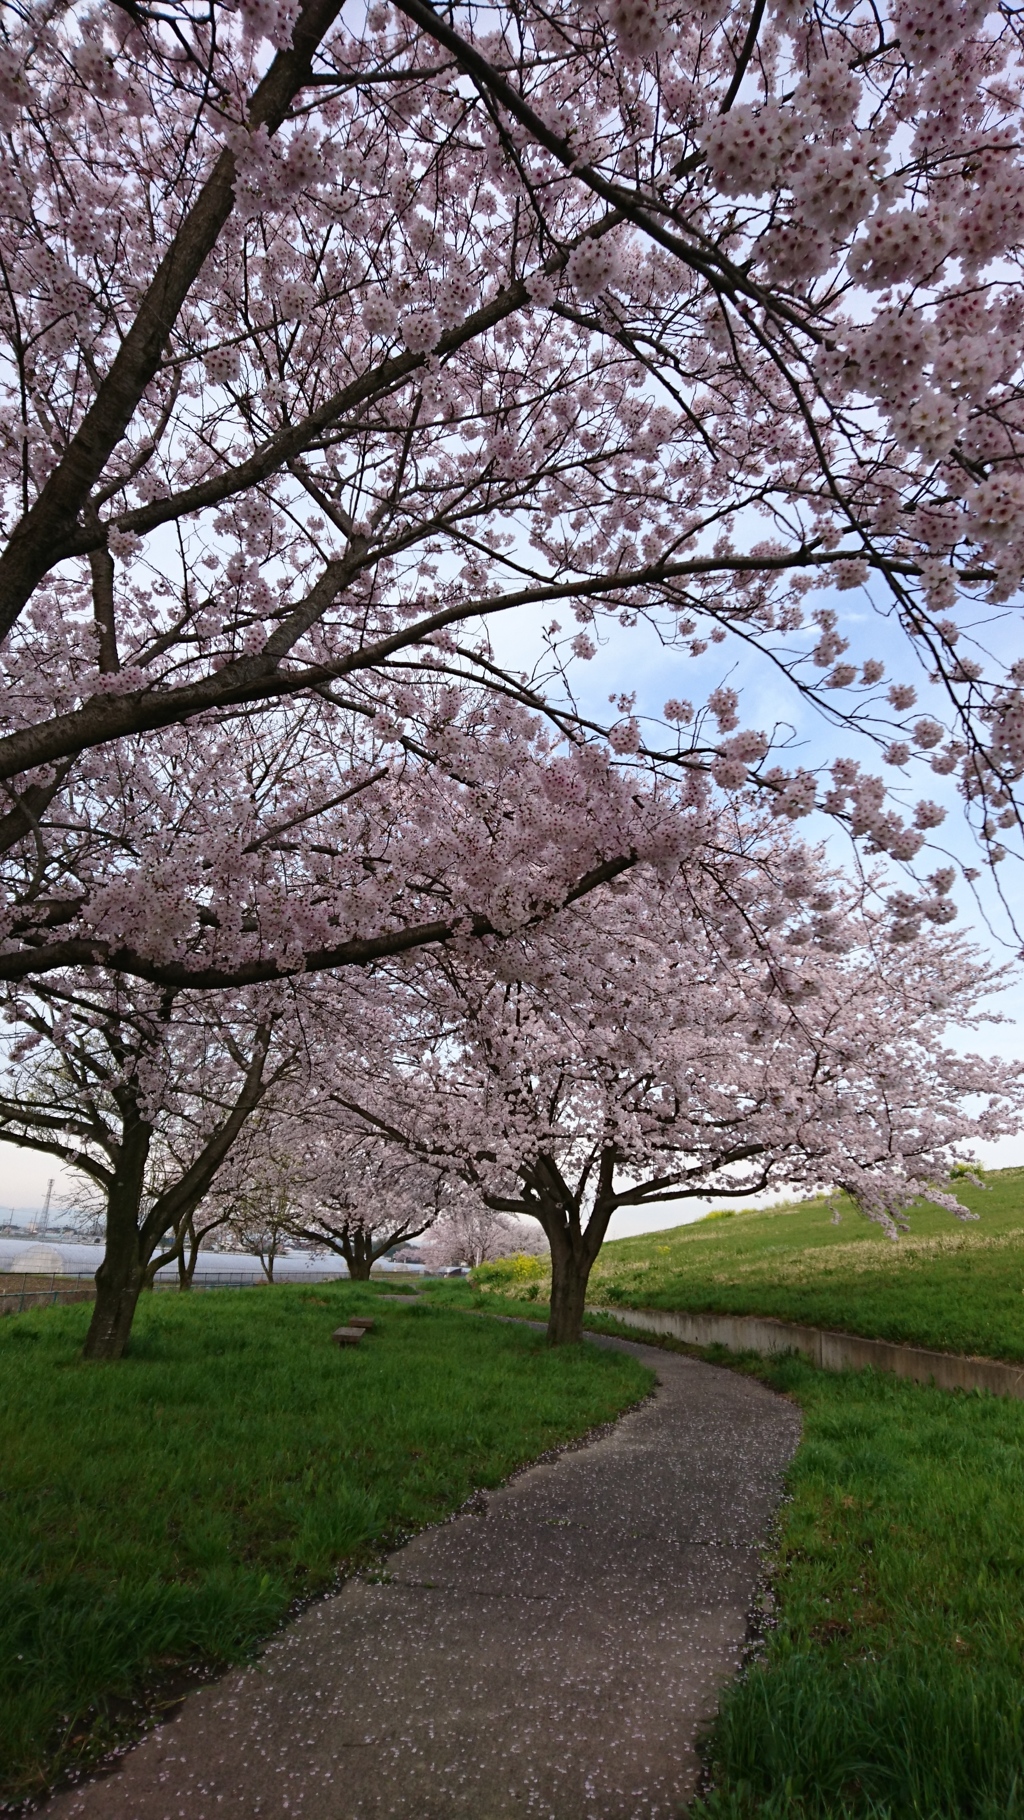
537;1167;618;1347
181;1216;204;1288
177;1231;193;1290
350;1226;377;1279
546;1235;593;1346
141;1253;162;1292
82;1121;153;1359
85;1242;148;1359
142;1227;183;1292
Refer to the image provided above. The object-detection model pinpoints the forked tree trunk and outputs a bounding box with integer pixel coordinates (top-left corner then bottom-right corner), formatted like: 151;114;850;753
83;1025;273;1358
181;1219;208;1288
344;1226;376;1280
178;1231;195;1289
141;1249;166;1293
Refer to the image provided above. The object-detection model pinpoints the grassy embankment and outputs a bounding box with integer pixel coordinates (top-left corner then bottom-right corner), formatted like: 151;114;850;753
591;1165;1024;1360
431;1177;1024;1817
0;1282;651;1807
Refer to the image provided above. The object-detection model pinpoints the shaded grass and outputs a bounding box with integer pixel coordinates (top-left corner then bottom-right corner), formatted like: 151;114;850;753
590;1168;1024;1361
0;1282;651;1807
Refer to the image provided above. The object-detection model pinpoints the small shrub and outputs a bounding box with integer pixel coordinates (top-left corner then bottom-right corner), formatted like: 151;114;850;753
471;1253;546;1292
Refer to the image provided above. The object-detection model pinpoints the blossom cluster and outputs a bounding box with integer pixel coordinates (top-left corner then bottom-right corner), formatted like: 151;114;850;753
0;0;1021;1019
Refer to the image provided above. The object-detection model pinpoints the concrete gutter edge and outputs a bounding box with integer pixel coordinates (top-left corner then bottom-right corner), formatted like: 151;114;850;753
589;1304;1024;1399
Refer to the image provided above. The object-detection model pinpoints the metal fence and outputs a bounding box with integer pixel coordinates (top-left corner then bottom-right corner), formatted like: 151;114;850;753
0;1277;95;1316
152;1271;349;1290
0;1266;428;1315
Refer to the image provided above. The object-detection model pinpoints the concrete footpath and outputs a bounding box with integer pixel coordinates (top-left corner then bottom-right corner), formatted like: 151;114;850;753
48;1339;801;1820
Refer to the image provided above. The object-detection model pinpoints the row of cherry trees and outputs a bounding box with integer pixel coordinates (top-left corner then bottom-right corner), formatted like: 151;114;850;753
324;820;1024;1340
2;702;1019;1352
2;0;1024;1351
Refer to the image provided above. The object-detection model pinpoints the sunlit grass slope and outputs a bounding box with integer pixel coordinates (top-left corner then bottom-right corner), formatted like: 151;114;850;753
590;1167;1024;1361
0;1282;651;1805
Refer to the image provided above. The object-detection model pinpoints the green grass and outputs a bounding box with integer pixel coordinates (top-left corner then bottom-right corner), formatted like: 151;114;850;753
689;1350;1024;1820
589;1167;1024;1361
429;1201;1024;1819
0;1282;652;1806
569;1309;1024;1820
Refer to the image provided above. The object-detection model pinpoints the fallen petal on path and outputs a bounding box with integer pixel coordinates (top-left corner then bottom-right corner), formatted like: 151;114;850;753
47;1340;800;1820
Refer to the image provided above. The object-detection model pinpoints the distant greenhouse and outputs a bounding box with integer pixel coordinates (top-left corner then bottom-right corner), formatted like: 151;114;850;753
0;1236;427;1282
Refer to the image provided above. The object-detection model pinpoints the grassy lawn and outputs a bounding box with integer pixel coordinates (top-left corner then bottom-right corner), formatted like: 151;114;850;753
588;1167;1024;1361
0;1281;651;1807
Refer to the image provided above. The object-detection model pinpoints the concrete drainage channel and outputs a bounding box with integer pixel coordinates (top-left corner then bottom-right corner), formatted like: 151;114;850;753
591;1303;1024;1398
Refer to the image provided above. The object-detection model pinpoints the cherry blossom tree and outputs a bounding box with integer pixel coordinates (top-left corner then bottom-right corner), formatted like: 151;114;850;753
330;842;1024;1341
420;1202;545;1270
281;1133;459;1277
0;975;302;1355
1;0;1023;1007
218;1158;300;1282
196;1114;311;1280
0;678;675;988
144;1196;233;1290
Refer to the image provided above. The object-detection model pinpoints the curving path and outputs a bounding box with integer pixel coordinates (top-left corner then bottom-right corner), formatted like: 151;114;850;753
48;1338;800;1820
